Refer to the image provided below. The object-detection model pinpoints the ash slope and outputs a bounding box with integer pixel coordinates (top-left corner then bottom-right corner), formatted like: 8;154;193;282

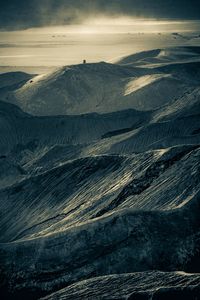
0;46;200;300
41;271;200;300
1;183;200;299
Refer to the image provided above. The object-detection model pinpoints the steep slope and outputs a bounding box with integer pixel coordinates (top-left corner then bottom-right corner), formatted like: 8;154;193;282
95;146;200;217
0;155;131;242
0;144;199;243
153;87;200;121
41;272;200;300
0;192;200;299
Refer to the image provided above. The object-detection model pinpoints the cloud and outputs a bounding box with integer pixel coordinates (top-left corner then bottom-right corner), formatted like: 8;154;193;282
0;0;200;30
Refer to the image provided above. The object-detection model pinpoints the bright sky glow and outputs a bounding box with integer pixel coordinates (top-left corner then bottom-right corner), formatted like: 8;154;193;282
20;18;200;34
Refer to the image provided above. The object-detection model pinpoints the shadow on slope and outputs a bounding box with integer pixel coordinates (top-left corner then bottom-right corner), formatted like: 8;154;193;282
0;100;151;156
0;189;199;299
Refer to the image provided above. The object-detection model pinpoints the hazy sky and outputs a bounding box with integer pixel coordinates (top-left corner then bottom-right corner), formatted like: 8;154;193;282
1;0;200;30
